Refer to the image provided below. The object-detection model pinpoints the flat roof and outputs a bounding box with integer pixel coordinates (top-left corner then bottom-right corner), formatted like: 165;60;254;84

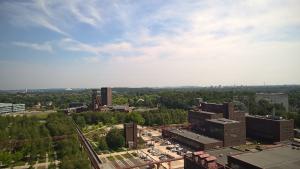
168;129;222;144
246;115;291;121
206;118;239;124
207;147;243;166
190;110;216;115
256;92;287;95
230;146;300;169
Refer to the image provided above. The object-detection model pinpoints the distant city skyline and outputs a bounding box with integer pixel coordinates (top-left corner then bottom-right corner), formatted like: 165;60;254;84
0;0;300;90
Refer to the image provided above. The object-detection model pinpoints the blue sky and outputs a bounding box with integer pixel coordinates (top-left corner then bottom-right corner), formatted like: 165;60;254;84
0;0;300;89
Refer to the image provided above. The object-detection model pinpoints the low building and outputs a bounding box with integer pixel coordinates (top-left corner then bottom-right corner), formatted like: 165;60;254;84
112;105;132;112
184;151;219;169
124;122;137;149
246;115;294;142
227;146;300;169
162;129;222;150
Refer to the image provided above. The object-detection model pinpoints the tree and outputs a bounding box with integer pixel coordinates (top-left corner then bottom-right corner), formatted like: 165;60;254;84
98;137;108;151
125;112;145;125
106;128;125;150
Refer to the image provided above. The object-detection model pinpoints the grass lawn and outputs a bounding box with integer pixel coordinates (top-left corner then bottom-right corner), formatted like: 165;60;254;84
123;153;133;159
107;156;115;161
115;155;124;160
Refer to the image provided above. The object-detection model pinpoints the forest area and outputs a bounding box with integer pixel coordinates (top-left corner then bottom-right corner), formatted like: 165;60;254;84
0;113;91;169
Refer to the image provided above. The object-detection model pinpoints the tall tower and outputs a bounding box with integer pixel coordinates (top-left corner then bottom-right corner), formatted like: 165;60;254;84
92;89;101;111
124;122;137;149
101;87;112;106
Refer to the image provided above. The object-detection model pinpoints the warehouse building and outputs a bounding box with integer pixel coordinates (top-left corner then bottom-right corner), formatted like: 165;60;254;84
227;146;300;169
246;115;294;142
162;129;222;150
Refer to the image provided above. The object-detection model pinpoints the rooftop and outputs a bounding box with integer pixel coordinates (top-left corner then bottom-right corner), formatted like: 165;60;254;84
206;118;239;124
246;115;291;121
207;147;243;166
229;146;300;169
256;93;287;96
168;129;222;144
190;110;217;115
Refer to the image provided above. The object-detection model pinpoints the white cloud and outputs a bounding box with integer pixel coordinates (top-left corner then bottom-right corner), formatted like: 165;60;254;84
1;0;300;88
0;0;103;35
13;41;53;52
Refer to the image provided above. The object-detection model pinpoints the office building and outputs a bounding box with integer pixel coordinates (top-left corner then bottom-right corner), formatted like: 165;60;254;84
101;87;112;106
246;115;294;142
124;123;137;149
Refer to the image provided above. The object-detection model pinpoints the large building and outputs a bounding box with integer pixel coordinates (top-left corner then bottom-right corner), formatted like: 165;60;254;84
256;93;289;111
206;118;245;147
0;103;25;114
188;102;246;147
227;146;300;169
101;87;112;106
124;122;137;149
246;115;294;142
162;129;223;150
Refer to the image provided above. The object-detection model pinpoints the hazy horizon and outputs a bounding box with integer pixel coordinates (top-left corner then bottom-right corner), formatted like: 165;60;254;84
1;0;300;90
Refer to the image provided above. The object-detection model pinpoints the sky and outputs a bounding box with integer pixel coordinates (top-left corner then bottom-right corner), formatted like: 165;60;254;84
0;0;300;90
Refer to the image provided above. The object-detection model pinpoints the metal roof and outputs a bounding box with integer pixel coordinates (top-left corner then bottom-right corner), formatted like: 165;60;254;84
168;129;222;144
230;146;300;169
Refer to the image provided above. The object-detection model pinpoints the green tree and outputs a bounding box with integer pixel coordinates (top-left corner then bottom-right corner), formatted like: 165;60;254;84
106;128;125;150
125;112;145;125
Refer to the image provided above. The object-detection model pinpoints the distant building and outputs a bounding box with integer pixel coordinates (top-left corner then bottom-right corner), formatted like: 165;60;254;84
67;102;88;113
246;115;294;142
112;105;132;112
256;93;289;111
0;103;25;114
124;122;137;149
92;89;101;111
184;151;219;169
227;146;300;169
101;87;112;106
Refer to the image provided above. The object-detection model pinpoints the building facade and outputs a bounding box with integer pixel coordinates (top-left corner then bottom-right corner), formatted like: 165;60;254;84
101;87;112;106
188;102;246;147
246;115;294;142
0;103;25;114
124;122;137;149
